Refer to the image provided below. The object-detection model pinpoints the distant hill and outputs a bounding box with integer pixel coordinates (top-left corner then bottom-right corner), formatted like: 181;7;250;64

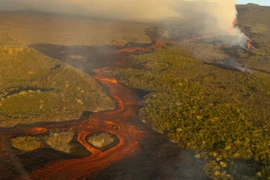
0;11;151;46
237;3;270;28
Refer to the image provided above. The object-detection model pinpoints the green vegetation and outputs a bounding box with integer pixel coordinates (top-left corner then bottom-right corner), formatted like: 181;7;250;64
87;132;115;149
114;47;270;179
45;130;75;153
0;34;115;127
11;136;41;151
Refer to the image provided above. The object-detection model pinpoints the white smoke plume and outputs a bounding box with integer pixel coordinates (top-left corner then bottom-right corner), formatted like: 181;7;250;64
0;0;248;44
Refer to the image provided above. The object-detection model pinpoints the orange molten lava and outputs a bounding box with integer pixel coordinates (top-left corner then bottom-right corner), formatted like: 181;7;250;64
233;19;253;51
247;38;252;51
233;19;238;27
28;69;145;179
0;40;166;179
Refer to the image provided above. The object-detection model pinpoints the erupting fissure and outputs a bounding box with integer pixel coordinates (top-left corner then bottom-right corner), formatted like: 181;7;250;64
181;18;252;52
233;19;252;51
247;38;252;51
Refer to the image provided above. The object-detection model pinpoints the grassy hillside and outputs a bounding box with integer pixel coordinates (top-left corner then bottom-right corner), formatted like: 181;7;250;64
237;4;270;28
114;47;270;179
237;4;270;73
0;12;151;46
0;34;115;127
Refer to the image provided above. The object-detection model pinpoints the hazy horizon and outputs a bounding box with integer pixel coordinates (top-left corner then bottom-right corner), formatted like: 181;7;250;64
236;0;270;6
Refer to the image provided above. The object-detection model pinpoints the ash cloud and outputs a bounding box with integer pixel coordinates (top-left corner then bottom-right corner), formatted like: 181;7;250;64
0;0;248;45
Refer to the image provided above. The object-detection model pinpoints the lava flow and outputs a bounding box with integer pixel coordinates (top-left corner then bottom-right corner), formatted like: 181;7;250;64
29;74;144;179
0;40;165;180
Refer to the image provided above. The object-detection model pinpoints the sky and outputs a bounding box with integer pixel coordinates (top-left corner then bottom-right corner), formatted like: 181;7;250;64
236;0;270;6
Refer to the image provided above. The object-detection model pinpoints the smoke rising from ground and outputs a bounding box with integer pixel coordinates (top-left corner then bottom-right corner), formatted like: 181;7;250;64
0;0;248;44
